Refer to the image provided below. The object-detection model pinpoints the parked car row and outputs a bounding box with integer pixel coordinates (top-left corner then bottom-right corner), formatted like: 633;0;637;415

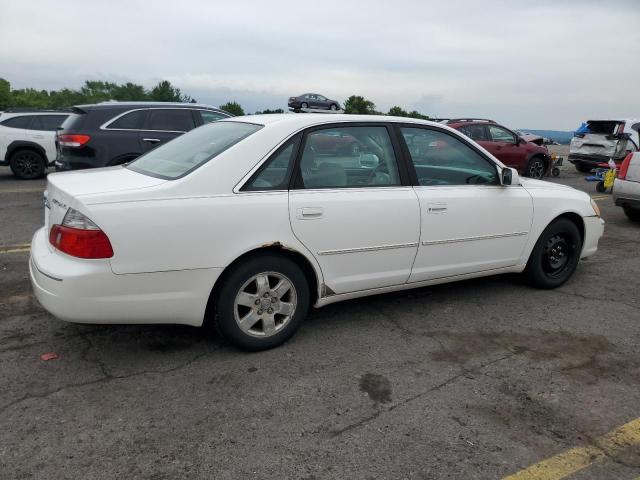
0;102;231;179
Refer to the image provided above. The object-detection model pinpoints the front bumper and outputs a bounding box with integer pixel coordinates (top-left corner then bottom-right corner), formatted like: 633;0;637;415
581;216;605;259
29;227;222;326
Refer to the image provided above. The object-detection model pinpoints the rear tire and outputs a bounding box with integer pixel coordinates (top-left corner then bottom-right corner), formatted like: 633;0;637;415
330;104;338;111
524;218;582;289
9;149;46;179
623;206;640;222
213;254;310;351
595;181;606;193
575;163;592;173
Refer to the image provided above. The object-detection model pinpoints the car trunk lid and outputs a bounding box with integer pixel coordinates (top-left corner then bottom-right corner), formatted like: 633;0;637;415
44;167;167;250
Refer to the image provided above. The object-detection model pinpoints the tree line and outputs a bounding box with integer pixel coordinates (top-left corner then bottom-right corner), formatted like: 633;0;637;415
0;79;429;118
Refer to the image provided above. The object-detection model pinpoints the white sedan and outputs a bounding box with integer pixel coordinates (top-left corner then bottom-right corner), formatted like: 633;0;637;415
30;114;604;350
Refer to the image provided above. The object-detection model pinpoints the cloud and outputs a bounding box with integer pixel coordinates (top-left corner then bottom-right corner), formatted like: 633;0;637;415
1;0;639;129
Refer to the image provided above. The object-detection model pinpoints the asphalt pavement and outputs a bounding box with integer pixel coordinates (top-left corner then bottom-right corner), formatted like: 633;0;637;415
1;163;639;480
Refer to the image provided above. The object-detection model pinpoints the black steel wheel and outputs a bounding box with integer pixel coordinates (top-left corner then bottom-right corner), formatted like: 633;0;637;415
524;218;582;289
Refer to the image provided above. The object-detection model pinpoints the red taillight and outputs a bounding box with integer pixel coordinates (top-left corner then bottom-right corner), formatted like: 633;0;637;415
49;225;113;259
618;153;633;180
57;134;91;147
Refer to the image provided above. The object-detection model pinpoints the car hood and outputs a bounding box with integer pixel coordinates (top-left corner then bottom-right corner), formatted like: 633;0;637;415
519;177;573;190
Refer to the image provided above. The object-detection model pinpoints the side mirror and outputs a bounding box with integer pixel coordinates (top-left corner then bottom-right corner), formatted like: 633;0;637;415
501;167;519;186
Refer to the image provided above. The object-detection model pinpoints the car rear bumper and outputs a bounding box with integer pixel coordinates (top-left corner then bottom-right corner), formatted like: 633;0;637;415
569;154;625;166
29;227;222;326
581;216;605;259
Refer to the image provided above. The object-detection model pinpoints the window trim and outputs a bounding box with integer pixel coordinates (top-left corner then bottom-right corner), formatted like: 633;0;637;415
291;122;412;191
393;123;501;187
101;108;220;133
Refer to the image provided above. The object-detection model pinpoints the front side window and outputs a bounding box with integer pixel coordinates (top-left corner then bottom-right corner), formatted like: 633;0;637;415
1;115;32;129
243;137;299;191
401;127;498;186
488;125;516;143
108;110;148;130
146;109;195;132
299;126;400;189
459;124;489;142
199;110;228;124
128;121;262;179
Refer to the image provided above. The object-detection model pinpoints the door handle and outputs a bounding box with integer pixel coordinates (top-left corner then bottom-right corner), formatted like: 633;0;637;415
143;138;161;143
427;203;447;214
297;207;324;219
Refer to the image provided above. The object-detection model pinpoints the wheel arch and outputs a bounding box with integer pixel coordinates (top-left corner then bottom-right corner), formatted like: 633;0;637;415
524;211;586;267
203;244;322;327
6;141;47;163
526;151;551;173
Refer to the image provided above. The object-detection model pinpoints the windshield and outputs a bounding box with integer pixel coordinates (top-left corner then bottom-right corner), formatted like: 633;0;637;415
128;121;262;179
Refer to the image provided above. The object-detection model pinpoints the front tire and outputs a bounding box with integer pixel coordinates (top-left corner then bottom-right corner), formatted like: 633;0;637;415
525;156;546;179
9;149;46;179
214;254;310;351
524;218;582;289
300;102;309;109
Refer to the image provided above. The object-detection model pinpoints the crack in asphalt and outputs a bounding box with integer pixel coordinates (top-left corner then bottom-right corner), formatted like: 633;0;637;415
330;353;514;437
555;288;639;311
0;347;215;417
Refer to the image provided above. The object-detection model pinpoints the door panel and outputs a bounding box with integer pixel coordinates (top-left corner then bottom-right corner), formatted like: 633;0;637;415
410;185;533;282
289;188;420;293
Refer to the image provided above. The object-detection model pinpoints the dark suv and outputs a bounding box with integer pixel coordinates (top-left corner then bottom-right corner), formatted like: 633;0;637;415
445;118;552;179
55;102;231;170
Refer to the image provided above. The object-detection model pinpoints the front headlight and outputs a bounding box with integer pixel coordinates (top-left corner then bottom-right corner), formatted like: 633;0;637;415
590;198;601;217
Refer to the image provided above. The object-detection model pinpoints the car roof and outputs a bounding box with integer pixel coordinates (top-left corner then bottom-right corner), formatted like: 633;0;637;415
221;113;452;129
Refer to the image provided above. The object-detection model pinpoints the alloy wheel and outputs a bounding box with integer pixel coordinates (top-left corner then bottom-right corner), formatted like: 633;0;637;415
14;152;42;179
528;159;545;179
233;272;297;337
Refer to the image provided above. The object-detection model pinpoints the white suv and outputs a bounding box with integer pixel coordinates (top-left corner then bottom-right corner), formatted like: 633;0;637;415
0;111;69;179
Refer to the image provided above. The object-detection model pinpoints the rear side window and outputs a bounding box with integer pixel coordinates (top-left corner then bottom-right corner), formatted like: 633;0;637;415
459;124;489;141
107;110;148;130
31;115;68;131
146;109;195;132
401;127;498;186
1;116;32;129
243;137;300;191
128;121;262;179
199;110;228;124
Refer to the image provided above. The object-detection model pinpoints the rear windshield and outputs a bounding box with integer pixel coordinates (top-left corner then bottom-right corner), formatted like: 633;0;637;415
586;121;622;135
127;121;262;179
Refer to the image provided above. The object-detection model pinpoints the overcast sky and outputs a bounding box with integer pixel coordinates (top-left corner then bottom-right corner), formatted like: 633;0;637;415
1;0;639;129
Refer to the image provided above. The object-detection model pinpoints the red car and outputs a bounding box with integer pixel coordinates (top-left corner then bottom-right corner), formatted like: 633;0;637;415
446;118;552;179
